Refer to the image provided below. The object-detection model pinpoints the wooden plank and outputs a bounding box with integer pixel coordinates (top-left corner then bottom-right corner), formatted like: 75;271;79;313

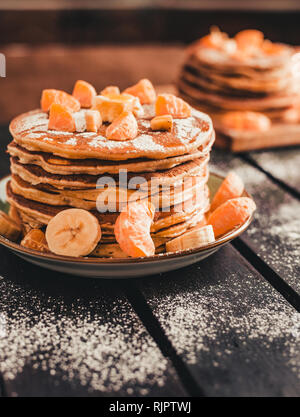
0;246;187;397
249;148;300;194
137;245;300;397
214;124;300;152
210;149;300;295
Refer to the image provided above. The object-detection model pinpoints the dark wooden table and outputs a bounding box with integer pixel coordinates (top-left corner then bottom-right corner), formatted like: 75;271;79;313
0;125;299;397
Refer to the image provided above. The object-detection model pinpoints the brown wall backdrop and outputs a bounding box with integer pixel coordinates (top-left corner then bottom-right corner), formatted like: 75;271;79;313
1;8;300;124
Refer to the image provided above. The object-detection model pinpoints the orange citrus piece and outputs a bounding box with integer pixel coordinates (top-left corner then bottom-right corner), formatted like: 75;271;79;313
101;86;120;96
114;201;155;257
85;110;102;132
123;78;156;105
155;94;191;118
235;29;264;51
261;39;286;55
93;93;137;123
210;171;244;212
221;111;271;131
198;27;228;49
208;197;256;238
72;80;97;108
106;111;138;141
48;103;76;132
41;89;80;112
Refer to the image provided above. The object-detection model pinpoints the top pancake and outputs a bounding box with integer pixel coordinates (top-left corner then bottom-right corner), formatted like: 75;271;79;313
9;106;213;161
189;43;294;72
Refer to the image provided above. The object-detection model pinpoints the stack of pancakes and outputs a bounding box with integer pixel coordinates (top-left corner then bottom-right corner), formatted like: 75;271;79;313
7;104;215;257
178;30;300;145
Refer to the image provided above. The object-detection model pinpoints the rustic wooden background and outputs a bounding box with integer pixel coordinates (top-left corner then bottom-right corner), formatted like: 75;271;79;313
1;7;300;124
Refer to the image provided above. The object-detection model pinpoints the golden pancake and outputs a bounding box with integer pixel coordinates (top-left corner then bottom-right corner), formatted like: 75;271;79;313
190;44;294;73
10;155;209;190
9;107;213;161
10;172;209;211
7;181;209;231
7;137;214;175
181;66;295;98
178;77;300;112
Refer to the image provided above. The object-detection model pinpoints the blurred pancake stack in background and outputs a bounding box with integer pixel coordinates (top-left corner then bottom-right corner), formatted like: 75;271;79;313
178;28;300;151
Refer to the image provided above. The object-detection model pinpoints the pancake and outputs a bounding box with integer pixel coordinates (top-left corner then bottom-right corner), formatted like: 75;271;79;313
7;181;209;232
178;77;300;112
181;66;295;98
9;107;214;161
7;82;216;258
10;172;209;211
10;155;209;190
7;137;214;175
190;44;294;73
183;59;293;91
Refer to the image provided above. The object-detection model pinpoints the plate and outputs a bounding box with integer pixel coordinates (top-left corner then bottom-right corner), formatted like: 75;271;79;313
0;173;254;279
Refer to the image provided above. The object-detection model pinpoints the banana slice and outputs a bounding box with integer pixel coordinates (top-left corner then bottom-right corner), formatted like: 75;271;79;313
21;229;50;253
45;209;101;257
166;225;215;253
9;205;22;227
0;210;21;241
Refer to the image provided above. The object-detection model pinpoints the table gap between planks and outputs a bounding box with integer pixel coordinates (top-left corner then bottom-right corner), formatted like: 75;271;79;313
0;125;299;397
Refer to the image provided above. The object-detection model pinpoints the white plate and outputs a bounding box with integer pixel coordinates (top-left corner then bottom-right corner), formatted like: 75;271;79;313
0;173;254;279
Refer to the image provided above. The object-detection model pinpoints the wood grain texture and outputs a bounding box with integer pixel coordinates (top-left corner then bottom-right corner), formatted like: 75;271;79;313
214;124;300;152
137;245;300;397
210;148;300;294
0;247;187;397
248;149;300;194
0;45;183;124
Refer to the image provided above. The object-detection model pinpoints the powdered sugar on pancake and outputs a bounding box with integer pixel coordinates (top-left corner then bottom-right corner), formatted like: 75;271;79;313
10;108;213;160
65;138;78;146
18;113;48;132
132;135;165;152
174;117;201;141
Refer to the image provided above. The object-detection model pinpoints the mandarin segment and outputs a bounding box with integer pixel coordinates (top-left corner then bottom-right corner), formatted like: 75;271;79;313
93;93;137;123
261;39;286;55
156;94;192;119
221;111;271;132
114;201;155;257
48;103;76;132
150;115;173;132
123;78;156;104
101;86;120;96
72;80;97;108
106;111;138;141
45;209;101;257
210;171;244;212
207;197;256;238
235;29;264;51
41;89;80;112
85;109;102;132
